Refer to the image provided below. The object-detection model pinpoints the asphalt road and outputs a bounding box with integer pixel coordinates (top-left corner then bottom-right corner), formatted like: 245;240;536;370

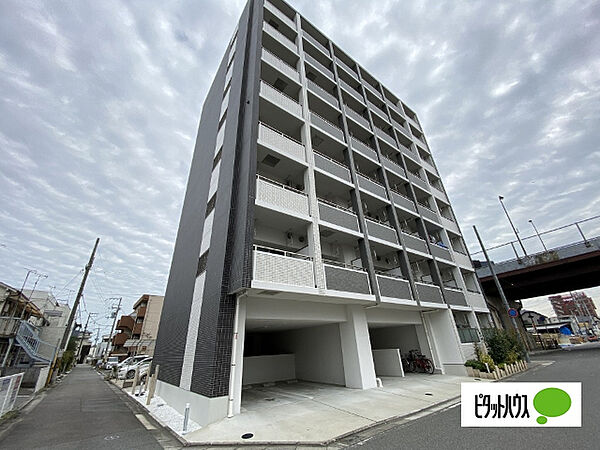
0;366;165;449
349;343;600;450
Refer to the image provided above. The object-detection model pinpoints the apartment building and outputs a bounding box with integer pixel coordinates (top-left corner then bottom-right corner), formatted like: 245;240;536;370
153;0;491;426
111;294;164;358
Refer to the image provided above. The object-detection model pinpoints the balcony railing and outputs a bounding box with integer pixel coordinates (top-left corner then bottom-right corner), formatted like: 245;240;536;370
376;273;412;300
387;99;403;116
364;82;383;100
452;250;472;267
408;171;429;190
339;79;364;103
430;243;452;261
263;21;297;53
264;0;296;29
256;175;309;217
344;105;370;129
415;281;444;303
304;53;334;80
258;122;306;161
304;32;330;56
417;203;440;223
392;118;411;137
323;260;371;294
310;111;345;141
254;245;315;287
391;190;416;212
375;126;397;148
260;81;302;117
350;136;378;162
318;199;360;233
117;315;134;331
444;288;467;306
336;58;359;81
113;332;129;346
307;79;339;108
382;156;406;179
402;232;428;253
366;217;399;245
313;151;351;182
358;173;387;199
368;100;388;120
261;48;300;83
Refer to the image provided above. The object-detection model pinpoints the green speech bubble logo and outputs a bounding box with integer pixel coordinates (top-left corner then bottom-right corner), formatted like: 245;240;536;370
533;388;571;424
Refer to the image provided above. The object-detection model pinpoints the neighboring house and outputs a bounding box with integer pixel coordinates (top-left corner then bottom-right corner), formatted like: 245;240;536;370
0;282;56;390
24;290;71;356
152;0;492;427
111;314;134;360
124;295;164;356
94;334;111;359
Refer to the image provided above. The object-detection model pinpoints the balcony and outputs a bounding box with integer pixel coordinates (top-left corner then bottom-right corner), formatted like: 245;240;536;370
375;126;396;148
336;58;359;81
260;81;302;117
382;156;406;179
387;99;403;116
408;171;429;190
261;48;300;83
452;250;472;268
430;243;452;261
351;136;378;162
358;173;387;199
364;82;383;100
318;200;360;233
368;100;388;121
415;281;443;303
0;317;20;337
116;315;134;331
133;322;143;335
263;21;297;53
366;217;398;245
376;273;412;300
344;106;370;129
324;261;371;295
113;332;129;346
313;151;351;183
466;291;488;309
444;287;468;306
258;122;306;162
136;306;147;318
307;79;339;109
417;203;439;223
440;215;459;233
265;0;296;30
391;190;416;212
339;79;364;103
305;53;334;81
256;175;310;217
304;32;329;56
310;111;345;142
253;246;315;288
402;232;428;253
392;118;411;138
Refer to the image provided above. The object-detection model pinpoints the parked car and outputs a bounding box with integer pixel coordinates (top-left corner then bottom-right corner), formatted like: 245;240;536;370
118;357;152;380
116;354;150;370
104;356;120;370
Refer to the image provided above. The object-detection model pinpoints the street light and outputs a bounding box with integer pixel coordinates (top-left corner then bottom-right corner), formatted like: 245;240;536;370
498;196;528;257
528;219;547;252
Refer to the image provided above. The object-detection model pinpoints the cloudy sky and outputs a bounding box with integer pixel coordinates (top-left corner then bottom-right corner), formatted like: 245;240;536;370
1;0;599;333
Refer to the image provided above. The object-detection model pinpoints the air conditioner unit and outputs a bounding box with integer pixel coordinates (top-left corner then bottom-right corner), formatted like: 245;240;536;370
286;232;294;246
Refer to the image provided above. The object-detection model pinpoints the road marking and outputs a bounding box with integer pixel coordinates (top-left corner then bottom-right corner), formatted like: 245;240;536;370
135;413;157;430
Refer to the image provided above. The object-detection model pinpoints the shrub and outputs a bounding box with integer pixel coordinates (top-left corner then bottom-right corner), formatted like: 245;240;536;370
465;359;486;371
483;328;525;364
479;353;496;372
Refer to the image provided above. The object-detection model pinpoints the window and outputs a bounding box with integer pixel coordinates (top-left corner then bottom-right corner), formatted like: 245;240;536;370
206;194;217;216
197;251;209;276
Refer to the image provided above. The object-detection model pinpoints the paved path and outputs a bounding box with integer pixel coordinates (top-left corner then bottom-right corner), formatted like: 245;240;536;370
0;366;165;449
346;343;600;450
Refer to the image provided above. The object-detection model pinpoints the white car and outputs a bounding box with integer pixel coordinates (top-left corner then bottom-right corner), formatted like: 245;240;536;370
118;357;152;380
116;354;150;370
104;356;119;370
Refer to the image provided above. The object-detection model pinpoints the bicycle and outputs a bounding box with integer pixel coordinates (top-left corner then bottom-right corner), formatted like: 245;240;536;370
406;349;435;374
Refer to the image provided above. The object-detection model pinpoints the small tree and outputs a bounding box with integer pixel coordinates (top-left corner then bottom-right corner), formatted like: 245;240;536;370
483;328;525;365
59;337;78;373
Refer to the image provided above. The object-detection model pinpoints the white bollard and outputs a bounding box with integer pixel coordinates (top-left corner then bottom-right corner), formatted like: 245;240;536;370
183;402;190;433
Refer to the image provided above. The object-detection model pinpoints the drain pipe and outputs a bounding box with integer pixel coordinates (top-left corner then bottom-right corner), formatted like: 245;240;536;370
227;290;247;418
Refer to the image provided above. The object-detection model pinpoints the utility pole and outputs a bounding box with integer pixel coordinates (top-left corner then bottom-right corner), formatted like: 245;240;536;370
76;312;96;363
60;238;100;351
498;196;528;257
473;226;530;362
105;297;122;362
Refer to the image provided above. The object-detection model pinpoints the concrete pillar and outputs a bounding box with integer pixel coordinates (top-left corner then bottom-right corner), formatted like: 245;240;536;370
339;305;377;389
422;309;467;376
229;295;247;416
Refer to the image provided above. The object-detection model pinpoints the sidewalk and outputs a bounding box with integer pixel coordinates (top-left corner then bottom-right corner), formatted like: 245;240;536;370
0;366;163;449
